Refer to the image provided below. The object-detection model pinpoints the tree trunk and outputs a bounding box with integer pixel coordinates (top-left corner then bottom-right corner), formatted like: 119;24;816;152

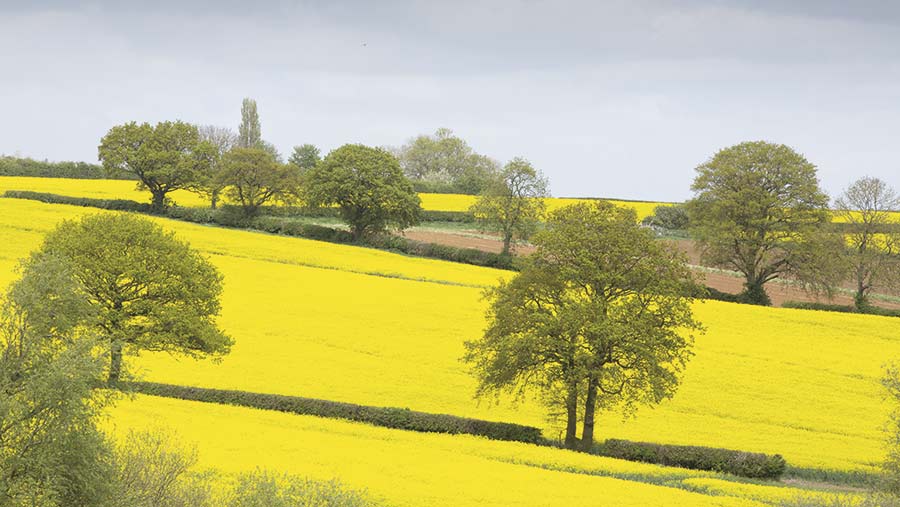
741;277;771;306
210;190;219;210
564;385;579;450
579;377;598;452
108;340;123;384
151;191;166;213
501;231;513;256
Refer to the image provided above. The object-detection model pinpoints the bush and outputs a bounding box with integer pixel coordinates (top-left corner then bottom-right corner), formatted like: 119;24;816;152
122;381;544;444
697;285;743;303
227;471;378;507
596;439;786;479
642;204;689;230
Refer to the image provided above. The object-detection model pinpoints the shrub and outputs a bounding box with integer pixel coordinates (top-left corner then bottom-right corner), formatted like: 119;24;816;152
596;439;786;479
121;381;544;444
782;301;900;318
0;156;133;179
697;285;743;303
227;471;379;507
643;204;689;230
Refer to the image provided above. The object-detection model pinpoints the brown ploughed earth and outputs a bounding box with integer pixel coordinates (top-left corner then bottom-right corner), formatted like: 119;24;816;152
402;230;900;310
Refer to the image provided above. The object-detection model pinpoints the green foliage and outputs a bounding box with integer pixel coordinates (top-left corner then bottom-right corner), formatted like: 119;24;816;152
642;204;689;231
288;144;321;171
395;128;499;195
0;155;129;179
227;471;378;507
27;213;231;382
0;257;116;507
238;98;262;149
470;157;548;255
217;148;299;217
123;381;543;444
686;141;834;305
98;121;216;211
466;201;702;451
306;144;422;239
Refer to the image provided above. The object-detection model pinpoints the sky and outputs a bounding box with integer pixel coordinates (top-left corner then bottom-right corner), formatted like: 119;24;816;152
2;0;900;201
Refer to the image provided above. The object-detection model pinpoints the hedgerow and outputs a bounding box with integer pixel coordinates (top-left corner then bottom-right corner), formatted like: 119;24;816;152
121;381;543;444
595;439;786;479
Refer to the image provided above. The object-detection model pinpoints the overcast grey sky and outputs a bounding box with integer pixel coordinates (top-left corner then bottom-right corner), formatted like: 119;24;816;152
2;1;899;200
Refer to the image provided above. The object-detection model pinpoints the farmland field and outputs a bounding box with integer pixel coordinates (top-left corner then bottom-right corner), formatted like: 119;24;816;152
2;196;898;478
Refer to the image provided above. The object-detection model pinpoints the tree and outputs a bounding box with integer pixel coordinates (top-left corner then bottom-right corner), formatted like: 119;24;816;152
99;121;215;212
395;128;499;194
288;144;321;171
24;213;232;383
0;255;117;506
465;202;702;451
642;204;690;231
834;177;900;310
305;144;421;240
238;98;261;149
218;148;298;217
194;125;239;209
470;158;549;255
685;141;833;305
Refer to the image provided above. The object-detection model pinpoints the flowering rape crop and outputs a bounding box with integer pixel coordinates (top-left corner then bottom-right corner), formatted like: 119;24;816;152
108;394;852;507
1;196;897;503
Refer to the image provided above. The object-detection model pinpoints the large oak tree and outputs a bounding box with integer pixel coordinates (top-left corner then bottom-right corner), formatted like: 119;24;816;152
22;213;232;383
466;201;702;451
686;141;834;305
99;121;215;212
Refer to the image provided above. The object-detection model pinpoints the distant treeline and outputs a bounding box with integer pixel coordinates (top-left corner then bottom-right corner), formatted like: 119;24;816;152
0;155;135;179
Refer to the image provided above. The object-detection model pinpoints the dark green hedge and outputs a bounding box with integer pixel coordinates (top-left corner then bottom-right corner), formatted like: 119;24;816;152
3;191;514;270
122;381;543;444
4;190;155;212
596;439;786;479
782;301;900;317
0;156;134;179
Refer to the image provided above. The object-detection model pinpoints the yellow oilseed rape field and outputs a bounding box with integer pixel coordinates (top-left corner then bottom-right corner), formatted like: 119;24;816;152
1;196;897;503
0;175;667;218
107;394;850;507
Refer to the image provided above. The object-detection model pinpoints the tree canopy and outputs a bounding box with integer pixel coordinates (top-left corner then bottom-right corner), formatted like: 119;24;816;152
218;147;299;217
1;254;115;506
98;121;215;211
288;144;321;171
686;141;834;305
238;98;262;149
23;213;232;383
395;128;499;194
193;124;239;209
470;158;549;255
305;144;421;240
466;201;701;451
